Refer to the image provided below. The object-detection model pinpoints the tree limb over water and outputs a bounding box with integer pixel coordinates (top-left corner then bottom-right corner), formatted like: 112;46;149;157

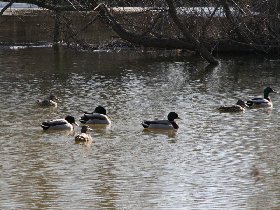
94;4;196;51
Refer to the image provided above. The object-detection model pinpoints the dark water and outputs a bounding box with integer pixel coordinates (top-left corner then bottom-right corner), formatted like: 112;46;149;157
0;47;279;209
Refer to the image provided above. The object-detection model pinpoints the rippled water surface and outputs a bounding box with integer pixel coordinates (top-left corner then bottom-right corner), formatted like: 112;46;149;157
0;47;279;209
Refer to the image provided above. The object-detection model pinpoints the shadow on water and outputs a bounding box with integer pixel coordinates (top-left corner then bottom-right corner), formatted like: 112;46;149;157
142;128;178;138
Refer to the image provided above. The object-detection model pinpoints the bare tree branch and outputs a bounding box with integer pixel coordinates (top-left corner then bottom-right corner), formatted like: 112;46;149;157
94;4;196;50
165;0;218;64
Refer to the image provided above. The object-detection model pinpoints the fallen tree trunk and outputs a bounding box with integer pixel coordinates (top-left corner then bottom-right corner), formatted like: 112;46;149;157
94;3;218;64
94;4;196;51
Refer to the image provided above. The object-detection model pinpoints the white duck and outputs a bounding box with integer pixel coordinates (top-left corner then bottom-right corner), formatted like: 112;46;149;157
245;87;277;108
142;112;180;130
80;106;111;125
41;115;78;130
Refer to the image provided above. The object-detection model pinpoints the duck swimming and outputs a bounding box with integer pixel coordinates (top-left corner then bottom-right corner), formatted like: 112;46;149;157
41;115;78;130
245;87;277;108
75;125;93;143
142;112;180;130
36;94;59;107
218;100;247;113
80;106;111;125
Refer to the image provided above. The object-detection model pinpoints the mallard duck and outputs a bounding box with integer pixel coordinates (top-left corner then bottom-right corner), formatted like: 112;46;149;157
36;94;59;107
41;115;78;130
142;112;180;130
246;87;277;108
75;125;93;143
80;106;111;125
218;99;247;113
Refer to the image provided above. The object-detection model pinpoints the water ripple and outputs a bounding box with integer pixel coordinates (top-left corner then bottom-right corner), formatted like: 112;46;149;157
0;49;279;209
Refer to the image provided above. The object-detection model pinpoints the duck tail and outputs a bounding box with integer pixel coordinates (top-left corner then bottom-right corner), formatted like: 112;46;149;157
141;121;149;128
79;115;89;124
41;122;50;130
79;119;87;124
246;100;253;107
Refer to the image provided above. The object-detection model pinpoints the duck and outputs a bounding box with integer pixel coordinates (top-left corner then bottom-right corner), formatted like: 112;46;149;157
245;87;277;108
41;115;78;130
142;112;180;130
36;94;59;107
80;106;111;125
218;99;247;113
75;125;93;143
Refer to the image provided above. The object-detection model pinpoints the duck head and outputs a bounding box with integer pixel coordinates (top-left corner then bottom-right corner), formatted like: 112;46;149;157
65;115;78;126
167;112;180;121
94;106;107;115
236;99;248;108
264;87;277;99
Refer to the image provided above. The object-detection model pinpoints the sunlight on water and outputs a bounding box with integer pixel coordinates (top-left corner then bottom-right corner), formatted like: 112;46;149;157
0;47;279;209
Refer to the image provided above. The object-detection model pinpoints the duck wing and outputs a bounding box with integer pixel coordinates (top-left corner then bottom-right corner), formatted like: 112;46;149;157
218;105;244;112
41;119;67;130
80;113;109;124
142;120;171;128
248;98;270;104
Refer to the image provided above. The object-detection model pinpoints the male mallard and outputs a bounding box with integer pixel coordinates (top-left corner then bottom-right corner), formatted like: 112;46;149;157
36;94;59;107
41;115;78;130
142;112;180;130
80;106;111;125
218;99;247;113
246;87;277;108
75;125;93;143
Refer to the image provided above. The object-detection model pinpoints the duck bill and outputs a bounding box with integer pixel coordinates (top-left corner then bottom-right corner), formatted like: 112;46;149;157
74;122;79;126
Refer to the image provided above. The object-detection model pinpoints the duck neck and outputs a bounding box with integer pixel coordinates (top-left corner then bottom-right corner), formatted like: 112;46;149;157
263;91;271;102
264;90;270;99
264;94;269;100
170;121;179;129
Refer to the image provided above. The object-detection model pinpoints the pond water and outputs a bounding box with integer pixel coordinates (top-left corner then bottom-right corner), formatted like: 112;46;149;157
0;47;279;209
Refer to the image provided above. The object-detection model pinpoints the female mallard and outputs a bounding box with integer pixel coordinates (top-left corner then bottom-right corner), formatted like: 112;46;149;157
246;87;277;108
218;100;247;113
142;112;180;130
41;115;78;130
80;106;111;125
75;125;93;143
36;94;59;107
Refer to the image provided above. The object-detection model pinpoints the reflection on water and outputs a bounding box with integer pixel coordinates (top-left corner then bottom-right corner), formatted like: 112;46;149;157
0;47;279;209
